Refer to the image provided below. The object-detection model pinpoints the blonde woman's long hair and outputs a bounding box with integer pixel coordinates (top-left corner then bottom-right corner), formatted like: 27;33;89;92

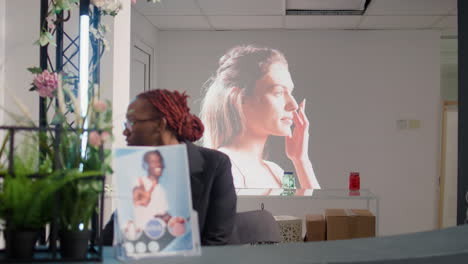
200;44;287;149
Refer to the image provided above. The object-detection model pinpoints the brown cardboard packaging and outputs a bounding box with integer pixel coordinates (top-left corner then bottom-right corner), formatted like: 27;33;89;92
305;214;326;241
352;209;376;238
325;209;375;241
325;209;350;240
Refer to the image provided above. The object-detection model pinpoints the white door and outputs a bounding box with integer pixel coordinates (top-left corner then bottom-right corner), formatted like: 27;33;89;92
130;40;153;100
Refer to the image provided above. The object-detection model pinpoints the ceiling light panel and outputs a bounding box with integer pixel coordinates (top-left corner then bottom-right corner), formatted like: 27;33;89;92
286;0;367;11
285;15;361;29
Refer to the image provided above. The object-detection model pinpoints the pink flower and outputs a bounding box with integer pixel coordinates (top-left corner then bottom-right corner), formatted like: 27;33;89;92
131;0;137;4
34;70;58;98
93;100;107;112
46;16;55;30
88;131;103;147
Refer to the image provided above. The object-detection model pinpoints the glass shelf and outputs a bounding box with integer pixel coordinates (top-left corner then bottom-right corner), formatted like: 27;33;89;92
236;188;377;200
236;188;380;235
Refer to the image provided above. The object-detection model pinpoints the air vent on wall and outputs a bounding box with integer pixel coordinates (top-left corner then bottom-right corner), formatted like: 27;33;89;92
286;0;372;16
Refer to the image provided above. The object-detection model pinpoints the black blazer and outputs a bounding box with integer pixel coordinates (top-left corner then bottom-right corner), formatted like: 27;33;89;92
102;141;237;246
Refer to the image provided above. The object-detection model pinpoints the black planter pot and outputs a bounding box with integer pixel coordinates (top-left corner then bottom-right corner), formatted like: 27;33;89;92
4;228;39;259
60;230;91;259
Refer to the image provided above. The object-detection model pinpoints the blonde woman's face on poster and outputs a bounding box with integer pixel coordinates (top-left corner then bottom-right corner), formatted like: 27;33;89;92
242;63;299;137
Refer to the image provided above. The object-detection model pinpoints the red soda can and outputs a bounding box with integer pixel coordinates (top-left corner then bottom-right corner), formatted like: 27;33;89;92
349;172;360;191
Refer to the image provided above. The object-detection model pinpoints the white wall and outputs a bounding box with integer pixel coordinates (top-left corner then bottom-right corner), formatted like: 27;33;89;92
108;7;159;148
3;0;116;121
131;8;159;90
3;0;39;124
157;30;441;236
104;6;160;218
108;3;160;219
1;0;41;250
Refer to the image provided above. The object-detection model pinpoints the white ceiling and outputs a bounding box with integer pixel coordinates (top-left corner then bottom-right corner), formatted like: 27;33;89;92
133;0;457;35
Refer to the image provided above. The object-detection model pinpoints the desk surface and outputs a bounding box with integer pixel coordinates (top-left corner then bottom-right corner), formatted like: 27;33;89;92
102;224;468;264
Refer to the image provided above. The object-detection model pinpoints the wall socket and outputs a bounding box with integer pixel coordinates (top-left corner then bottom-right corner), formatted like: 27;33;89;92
397;120;408;130
397;119;421;130
408;120;421;129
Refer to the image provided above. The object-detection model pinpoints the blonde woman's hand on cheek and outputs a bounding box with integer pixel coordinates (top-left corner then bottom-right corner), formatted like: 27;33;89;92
285;99;320;189
285;99;310;162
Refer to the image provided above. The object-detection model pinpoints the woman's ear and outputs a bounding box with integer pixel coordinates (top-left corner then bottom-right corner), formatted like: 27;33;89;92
159;117;168;130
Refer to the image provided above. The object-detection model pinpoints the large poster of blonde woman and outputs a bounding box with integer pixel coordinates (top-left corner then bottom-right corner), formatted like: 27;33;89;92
113;144;200;260
200;44;320;190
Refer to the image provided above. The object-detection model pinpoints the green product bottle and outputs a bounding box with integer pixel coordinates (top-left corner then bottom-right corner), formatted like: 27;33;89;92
281;172;296;196
282;171;296;189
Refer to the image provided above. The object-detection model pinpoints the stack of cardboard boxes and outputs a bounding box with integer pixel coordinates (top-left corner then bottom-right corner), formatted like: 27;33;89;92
305;209;376;241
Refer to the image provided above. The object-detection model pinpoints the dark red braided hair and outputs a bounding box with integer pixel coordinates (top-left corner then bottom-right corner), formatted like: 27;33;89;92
138;89;204;142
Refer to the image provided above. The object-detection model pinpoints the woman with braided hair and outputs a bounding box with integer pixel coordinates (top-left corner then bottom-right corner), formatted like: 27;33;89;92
201;44;320;189
104;89;236;246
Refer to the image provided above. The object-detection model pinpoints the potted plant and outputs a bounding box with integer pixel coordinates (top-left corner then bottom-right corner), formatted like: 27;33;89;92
0;135;68;259
57;130;111;259
55;93;112;259
0;133;52;258
0;129;110;259
59;177;102;258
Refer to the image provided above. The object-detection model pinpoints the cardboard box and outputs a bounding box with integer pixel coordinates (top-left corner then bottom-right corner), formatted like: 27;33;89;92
325;209;350;240
352;209;376;238
305;214;326;241
325;209;375;241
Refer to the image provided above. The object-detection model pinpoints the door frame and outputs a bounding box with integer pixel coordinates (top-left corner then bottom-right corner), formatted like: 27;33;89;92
131;35;154;91
438;100;458;228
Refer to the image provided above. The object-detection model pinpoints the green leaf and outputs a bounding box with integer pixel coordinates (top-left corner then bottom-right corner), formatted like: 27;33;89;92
36;31;56;47
48;39;57;47
54;0;64;13
38;156;53;174
27;67;43;74
37;33;50;47
29;86;37;91
50;113;65;125
61;1;71;12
